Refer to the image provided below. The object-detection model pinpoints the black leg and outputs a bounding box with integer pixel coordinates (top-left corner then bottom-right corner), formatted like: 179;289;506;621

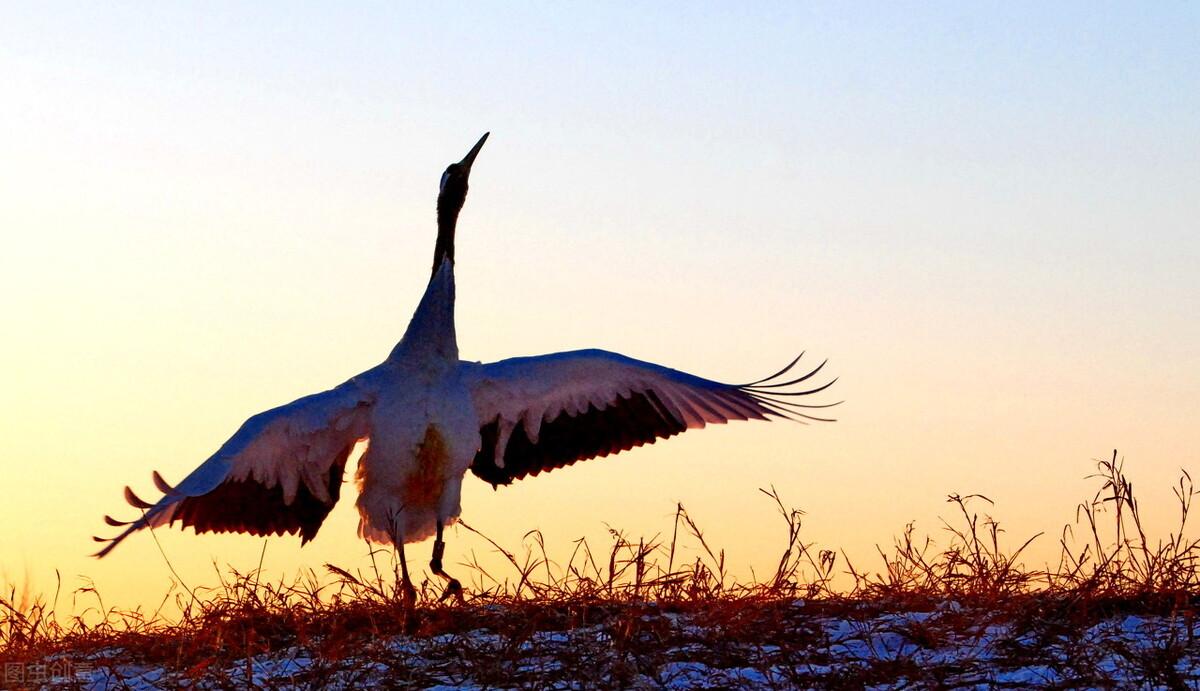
391;518;417;605
431;519;464;603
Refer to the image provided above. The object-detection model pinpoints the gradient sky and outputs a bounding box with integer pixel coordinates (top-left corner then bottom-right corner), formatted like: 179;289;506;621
2;3;1198;613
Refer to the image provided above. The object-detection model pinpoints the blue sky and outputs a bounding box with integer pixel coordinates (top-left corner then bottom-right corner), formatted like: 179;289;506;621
2;3;1198;608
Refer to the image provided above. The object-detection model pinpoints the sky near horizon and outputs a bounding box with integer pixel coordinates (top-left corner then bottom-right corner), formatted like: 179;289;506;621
2;4;1198;613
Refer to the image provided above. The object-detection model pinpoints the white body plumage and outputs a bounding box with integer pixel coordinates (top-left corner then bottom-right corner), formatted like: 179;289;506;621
356;260;479;544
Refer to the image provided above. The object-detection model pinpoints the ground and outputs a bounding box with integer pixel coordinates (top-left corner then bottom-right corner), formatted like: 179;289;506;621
8;596;1200;689
5;454;1200;689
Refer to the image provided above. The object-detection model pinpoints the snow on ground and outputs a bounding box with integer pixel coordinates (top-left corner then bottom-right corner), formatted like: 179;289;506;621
32;601;1200;689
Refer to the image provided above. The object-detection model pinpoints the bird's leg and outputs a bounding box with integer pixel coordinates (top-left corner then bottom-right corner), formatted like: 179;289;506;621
397;541;418;604
390;518;418;606
393;537;420;634
431;519;464;603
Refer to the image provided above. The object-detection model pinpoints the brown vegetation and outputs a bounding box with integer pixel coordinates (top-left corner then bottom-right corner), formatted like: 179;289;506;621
4;451;1200;688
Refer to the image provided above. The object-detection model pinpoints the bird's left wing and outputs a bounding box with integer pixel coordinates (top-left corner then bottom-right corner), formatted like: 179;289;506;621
94;378;374;557
463;349;836;487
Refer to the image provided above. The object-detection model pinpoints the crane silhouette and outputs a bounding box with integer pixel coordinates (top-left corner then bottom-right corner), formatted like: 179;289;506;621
95;133;838;601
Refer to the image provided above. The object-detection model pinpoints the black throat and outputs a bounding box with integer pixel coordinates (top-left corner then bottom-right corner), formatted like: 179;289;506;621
428;133;487;281
432;178;467;279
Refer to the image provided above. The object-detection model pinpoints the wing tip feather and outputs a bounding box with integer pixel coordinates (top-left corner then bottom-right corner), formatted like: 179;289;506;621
124;486;155;510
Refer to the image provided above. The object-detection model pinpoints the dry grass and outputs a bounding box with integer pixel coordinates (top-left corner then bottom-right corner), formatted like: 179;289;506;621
4;451;1200;688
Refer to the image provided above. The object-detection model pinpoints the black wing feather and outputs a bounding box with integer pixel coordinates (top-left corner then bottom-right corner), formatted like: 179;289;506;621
170;443;353;543
471;389;686;487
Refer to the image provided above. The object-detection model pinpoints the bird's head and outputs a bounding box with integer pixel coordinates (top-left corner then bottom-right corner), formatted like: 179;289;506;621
437;132;489;219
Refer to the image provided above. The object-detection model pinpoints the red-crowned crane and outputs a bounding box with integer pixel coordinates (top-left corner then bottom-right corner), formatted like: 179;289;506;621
95;133;838;601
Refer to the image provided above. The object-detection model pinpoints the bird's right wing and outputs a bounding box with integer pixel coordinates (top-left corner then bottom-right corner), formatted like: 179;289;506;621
94;377;375;557
463;349;837;487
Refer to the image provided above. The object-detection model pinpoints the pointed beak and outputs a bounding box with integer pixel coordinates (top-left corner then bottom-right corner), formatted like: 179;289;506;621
459;132;489;169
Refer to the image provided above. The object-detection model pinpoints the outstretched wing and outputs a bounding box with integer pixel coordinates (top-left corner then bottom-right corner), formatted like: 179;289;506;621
94;379;374;557
463;349;837;487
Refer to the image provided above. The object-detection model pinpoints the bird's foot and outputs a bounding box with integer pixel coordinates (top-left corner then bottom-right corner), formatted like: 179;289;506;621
401;580;418;607
439;578;464;604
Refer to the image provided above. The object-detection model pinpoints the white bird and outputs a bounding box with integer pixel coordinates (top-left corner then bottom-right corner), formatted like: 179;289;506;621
95;133;838;600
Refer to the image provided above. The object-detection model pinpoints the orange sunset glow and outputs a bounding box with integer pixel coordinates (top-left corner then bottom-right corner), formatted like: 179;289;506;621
2;4;1198;630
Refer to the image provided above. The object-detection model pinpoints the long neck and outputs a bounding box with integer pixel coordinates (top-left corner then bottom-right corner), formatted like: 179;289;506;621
432;198;460;280
390;258;457;365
